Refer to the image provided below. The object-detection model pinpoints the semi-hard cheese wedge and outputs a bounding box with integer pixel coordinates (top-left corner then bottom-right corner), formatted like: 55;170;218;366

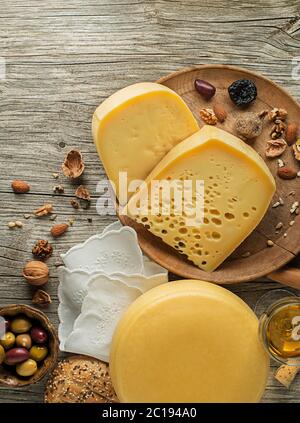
125;125;276;272
92;83;199;202
110;280;270;403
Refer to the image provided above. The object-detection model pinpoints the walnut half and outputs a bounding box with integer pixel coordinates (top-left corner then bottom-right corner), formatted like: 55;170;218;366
265;138;287;158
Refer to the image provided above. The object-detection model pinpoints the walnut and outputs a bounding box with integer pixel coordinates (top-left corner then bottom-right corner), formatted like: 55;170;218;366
199;108;218;125
270;120;286;139
34;203;53;217
265;138;287;158
32;240;53;260
292;139;300;161
32;289;52;306
23;261;49;286
75;185;91;201
268;108;288;122
62;150;85;179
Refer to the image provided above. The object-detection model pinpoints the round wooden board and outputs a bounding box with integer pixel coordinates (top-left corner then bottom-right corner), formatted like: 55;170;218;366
119;64;300;284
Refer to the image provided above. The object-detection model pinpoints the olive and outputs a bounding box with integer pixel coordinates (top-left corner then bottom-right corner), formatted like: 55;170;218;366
16;359;37;377
0;345;5;365
0;332;15;349
30;327;48;344
16;334;32;350
29;345;48;362
194;79;216;100
5;347;29;365
11;317;32;334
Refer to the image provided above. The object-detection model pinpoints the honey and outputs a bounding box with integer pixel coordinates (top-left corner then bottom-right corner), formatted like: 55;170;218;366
259;297;300;365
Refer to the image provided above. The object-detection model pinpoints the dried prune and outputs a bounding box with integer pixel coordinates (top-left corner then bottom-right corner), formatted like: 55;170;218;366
228;79;257;106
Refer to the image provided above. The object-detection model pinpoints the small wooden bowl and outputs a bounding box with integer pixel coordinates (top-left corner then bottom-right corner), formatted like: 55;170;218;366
0;304;58;387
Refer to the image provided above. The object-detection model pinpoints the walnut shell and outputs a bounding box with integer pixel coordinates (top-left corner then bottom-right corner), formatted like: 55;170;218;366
0;305;58;387
62;150;85;179
44;355;119;403
265;138;287;158
23;261;49;286
75;185;91;201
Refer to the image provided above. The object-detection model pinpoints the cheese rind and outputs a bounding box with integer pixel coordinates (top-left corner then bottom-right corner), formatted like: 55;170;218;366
92;83;199;201
125;126;276;272
110;280;270;403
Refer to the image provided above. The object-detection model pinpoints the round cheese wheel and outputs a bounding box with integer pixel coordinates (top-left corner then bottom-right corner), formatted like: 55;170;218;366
110;280;269;403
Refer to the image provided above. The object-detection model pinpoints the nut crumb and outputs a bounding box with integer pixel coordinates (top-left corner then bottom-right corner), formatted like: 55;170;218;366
15;221;23;228
272;201;281;208
23;213;31;219
8;221;16;228
241;251;251;258
290;202;299;214
277;159;285;168
50;214;57;221
68;218;75;226
289;220;295;226
279;197;284;205
53;185;64;194
288;191;296;196
70;199;80;209
275;222;283;230
267;240;274;247
283;232;287;238
52;173;59;179
34;204;53;217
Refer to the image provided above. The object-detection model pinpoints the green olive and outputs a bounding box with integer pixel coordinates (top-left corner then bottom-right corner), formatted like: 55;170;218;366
16;359;37;377
11;317;32;334
16;334;32;350
0;345;5;364
0;332;15;349
29;345;48;362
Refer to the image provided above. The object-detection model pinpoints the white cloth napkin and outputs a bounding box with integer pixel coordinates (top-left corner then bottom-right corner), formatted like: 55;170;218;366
58;222;168;360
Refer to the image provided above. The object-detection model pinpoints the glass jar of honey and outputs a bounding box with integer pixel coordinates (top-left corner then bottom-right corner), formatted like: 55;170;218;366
259;296;300;366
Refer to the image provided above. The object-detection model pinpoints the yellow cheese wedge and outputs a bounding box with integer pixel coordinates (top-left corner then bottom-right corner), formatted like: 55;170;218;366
110;280;270;403
125;126;276;272
92;82;199;201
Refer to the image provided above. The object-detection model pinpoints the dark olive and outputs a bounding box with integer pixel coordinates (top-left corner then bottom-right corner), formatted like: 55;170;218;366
30;327;48;344
5;347;29;365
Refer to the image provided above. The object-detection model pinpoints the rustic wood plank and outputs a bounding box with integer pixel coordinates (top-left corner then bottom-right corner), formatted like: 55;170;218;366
0;0;300;403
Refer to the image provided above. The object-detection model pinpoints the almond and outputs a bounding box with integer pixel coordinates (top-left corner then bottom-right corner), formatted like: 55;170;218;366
277;166;297;180
11;180;30;193
285;122;298;145
213;103;227;123
50;223;69;237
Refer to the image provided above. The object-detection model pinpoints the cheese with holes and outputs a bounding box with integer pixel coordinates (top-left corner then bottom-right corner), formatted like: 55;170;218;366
125;126;276;272
92;83;199;201
110;280;270;403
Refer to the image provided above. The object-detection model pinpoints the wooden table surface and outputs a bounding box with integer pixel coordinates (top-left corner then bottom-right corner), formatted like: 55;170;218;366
0;0;300;403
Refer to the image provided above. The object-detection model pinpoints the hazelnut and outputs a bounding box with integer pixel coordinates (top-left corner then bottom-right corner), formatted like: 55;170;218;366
23;261;49;286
